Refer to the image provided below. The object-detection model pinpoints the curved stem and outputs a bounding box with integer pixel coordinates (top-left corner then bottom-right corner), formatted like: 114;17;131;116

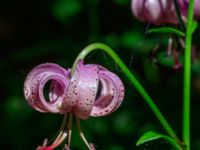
72;43;180;144
183;0;195;149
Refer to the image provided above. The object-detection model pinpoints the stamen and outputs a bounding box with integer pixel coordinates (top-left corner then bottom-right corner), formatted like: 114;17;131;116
89;143;96;150
53;131;64;145
167;37;173;56
179;38;185;48
62;144;71;150
36;114;68;150
48;132;68;149
36;139;48;150
76;117;94;150
42;139;48;147
67;113;73;147
52;114;68;144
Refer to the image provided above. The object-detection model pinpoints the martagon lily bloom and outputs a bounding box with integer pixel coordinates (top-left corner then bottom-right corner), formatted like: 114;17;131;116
24;60;124;150
131;0;200;25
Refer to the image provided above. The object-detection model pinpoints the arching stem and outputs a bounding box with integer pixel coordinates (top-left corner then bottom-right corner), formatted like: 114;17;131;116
72;43;181;145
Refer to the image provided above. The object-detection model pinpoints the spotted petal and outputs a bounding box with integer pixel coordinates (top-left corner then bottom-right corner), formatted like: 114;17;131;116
91;69;124;117
62;60;99;119
24;63;70;113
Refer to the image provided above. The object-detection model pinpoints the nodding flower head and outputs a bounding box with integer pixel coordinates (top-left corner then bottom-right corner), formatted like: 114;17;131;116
131;0;200;25
131;0;178;25
24;60;125;150
24;60;124;119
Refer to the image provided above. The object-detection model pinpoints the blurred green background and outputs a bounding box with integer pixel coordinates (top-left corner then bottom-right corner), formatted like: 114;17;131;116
1;0;200;149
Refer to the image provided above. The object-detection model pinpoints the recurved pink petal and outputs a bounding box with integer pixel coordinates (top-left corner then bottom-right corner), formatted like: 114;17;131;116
91;70;124;117
24;63;70;113
131;0;147;22
144;0;163;25
163;0;178;24
194;0;200;18
177;0;188;17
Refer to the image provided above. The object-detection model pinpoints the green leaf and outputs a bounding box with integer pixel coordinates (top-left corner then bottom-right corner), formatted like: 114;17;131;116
148;27;185;37
136;131;182;150
192;21;198;33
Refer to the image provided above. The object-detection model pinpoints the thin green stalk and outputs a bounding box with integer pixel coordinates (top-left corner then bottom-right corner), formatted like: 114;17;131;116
183;0;195;149
72;43;180;144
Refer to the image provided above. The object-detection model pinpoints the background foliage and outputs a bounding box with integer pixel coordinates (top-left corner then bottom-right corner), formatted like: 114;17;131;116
0;0;200;149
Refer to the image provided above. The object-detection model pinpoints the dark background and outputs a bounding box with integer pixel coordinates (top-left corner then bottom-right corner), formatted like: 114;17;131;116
0;0;200;149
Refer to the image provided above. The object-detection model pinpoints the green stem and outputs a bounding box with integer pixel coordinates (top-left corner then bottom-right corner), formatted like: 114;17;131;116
72;43;180;144
183;0;195;149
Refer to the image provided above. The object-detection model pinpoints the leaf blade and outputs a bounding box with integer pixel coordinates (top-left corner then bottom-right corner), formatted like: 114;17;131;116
136;131;183;150
148;27;185;37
